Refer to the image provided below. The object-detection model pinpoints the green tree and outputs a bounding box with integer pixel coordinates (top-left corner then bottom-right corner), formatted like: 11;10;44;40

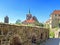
49;31;55;38
34;21;44;27
16;19;21;24
44;24;50;28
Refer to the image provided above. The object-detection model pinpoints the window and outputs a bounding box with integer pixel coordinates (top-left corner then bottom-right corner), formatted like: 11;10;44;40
59;14;60;16
55;14;57;16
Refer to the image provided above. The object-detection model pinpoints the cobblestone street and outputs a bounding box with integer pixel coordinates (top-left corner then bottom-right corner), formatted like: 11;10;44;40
40;38;60;45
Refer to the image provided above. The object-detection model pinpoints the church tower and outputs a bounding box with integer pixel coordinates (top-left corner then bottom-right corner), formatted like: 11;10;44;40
4;16;9;23
26;9;32;20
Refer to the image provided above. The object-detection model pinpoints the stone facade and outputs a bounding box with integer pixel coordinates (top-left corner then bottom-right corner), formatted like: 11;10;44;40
0;23;49;45
46;10;60;28
55;29;60;38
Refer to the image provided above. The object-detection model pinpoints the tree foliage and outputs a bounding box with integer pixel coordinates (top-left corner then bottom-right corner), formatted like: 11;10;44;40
49;31;55;38
16;19;21;24
34;21;44;27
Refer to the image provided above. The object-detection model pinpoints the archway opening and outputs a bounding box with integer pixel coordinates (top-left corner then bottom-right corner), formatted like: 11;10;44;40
59;23;60;28
32;35;36;43
58;32;60;38
10;36;22;45
40;33;43;39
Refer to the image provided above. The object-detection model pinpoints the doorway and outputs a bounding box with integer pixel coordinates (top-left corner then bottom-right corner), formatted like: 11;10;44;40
32;35;36;43
58;32;60;38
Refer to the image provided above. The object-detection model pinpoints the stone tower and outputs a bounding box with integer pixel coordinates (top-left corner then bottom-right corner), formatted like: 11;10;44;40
4;16;9;23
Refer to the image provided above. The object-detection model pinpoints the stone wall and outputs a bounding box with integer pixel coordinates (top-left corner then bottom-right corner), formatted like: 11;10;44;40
0;23;49;45
55;29;60;38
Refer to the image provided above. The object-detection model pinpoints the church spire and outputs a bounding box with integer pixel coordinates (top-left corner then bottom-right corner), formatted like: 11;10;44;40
29;9;31;14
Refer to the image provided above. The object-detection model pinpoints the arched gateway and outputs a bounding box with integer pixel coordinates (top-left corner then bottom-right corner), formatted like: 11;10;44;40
10;35;22;45
58;32;60;38
10;37;22;45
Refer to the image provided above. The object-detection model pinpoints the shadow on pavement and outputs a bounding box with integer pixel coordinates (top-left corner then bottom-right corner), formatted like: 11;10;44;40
40;38;60;45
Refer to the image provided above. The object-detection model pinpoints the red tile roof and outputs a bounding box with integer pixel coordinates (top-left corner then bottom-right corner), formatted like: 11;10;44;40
25;18;35;23
52;10;60;15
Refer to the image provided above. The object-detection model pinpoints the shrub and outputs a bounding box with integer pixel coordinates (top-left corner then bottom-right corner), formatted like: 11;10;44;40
49;31;55;38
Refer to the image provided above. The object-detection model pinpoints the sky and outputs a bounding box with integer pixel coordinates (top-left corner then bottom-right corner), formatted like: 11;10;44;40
0;0;60;23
